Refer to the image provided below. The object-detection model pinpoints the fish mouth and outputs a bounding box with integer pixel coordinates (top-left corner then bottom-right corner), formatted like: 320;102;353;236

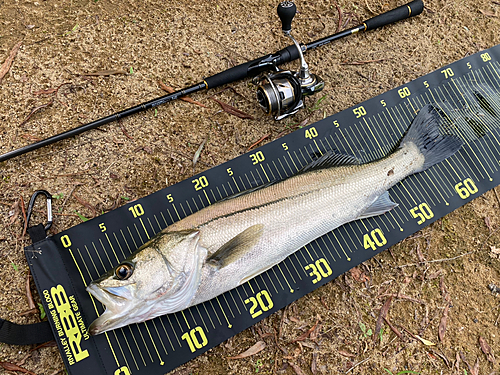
87;283;139;335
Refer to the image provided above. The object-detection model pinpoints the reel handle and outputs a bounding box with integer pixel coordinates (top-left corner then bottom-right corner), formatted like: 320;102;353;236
364;0;424;31
277;1;296;33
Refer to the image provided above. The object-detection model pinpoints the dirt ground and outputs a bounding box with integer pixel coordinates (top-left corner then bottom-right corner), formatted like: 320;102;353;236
0;0;500;374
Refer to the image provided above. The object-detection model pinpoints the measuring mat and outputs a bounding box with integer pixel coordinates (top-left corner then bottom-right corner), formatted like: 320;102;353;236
25;44;500;375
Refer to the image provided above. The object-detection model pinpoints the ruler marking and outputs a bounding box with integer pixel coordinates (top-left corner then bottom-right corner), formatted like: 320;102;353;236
221;293;235;318
203;190;211;205
208;300;223;326
227;290;241;315
133;223;145;245
165;315;181;348
202;303;216;329
157;318;175;352
215;297;232;328
111;331;132;371
431;89;489;180
442;82;496;177
143;321;164;364
119;328;140;370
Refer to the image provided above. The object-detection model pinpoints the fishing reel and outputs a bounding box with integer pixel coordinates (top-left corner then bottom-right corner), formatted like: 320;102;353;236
253;1;325;120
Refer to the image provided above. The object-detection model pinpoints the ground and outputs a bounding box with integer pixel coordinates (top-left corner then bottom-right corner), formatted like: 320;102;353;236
0;0;500;374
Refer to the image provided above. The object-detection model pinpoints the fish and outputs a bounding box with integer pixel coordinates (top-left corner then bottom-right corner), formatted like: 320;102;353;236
87;104;463;335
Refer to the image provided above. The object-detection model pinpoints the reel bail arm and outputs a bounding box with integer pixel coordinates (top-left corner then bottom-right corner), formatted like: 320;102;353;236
255;1;325;120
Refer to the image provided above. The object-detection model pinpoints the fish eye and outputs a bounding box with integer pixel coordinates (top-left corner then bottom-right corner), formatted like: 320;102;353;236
115;263;134;280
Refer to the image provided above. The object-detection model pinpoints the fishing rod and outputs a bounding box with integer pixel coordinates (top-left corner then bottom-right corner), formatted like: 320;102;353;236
0;0;424;162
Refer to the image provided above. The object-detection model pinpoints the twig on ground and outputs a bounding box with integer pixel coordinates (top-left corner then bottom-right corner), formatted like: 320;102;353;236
20;101;54;126
248;134;270;151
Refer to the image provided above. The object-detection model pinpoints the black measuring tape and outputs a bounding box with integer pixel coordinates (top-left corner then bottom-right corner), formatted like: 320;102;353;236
25;44;500;375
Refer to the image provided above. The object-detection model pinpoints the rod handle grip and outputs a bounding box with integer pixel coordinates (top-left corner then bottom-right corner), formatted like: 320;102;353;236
364;0;424;32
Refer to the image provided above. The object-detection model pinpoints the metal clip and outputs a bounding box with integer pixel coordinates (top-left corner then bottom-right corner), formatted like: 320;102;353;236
26;190;53;233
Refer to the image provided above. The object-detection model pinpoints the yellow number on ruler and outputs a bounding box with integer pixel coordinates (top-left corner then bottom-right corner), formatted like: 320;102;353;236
60;235;72;248
333;120;340;128
282;143;288;151
353;106;367;118
455;178;478;199
481;53;491;62
114;366;131;375
166;194;174;203
128;203;144;218
423;81;429;88
99;223;106;232
363;228;387;250
467;62;472;69
192;176;209;191
380;100;386;107
244;290;274;319
398;87;411;98
181;326;208;353
226;168;233;176
304;258;332;284
410;203;434;225
249;151;265;165
305;127;318;139
441;68;454;79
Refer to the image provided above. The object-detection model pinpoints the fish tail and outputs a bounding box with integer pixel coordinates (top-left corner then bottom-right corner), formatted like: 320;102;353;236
400;104;463;173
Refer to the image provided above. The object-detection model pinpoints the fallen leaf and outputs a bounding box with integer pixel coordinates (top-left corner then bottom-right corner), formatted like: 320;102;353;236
0;362;37;375
192;138;207;167
227;341;266;359
349;267;369;282
159;81;207;108
479;9;498;17
311;351;318;375
338;350;356;358
375;296;392;339
288;362;307;375
479;336;495;363
8;200;20;226
211;97;254;119
416;243;426;262
415;335;436;346
438;304;450;342
471;357;479;375
484;216;492;230
26;271;36;310
0;41;22;84
289;318;319;344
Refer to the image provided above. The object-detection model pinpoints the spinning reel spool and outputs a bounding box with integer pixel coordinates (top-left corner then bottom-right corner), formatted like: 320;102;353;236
253;1;325;120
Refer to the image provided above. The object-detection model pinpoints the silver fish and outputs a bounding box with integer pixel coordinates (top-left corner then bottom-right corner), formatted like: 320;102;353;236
87;104;462;335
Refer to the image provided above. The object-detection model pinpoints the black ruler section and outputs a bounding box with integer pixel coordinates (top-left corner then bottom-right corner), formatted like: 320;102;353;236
26;45;500;375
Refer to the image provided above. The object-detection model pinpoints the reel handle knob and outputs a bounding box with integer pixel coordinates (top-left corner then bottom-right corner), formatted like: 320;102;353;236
277;1;296;33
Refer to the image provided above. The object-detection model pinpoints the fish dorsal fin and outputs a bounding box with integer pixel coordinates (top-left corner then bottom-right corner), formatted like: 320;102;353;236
207;224;264;269
299;150;360;174
357;191;398;220
217;150;359;203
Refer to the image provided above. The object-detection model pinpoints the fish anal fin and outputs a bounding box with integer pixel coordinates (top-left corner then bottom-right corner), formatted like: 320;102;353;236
357;191;398;220
207;224;264;269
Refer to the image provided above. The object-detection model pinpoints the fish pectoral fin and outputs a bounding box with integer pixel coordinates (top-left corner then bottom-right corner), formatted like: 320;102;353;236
357;191;398;219
206;224;264;269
